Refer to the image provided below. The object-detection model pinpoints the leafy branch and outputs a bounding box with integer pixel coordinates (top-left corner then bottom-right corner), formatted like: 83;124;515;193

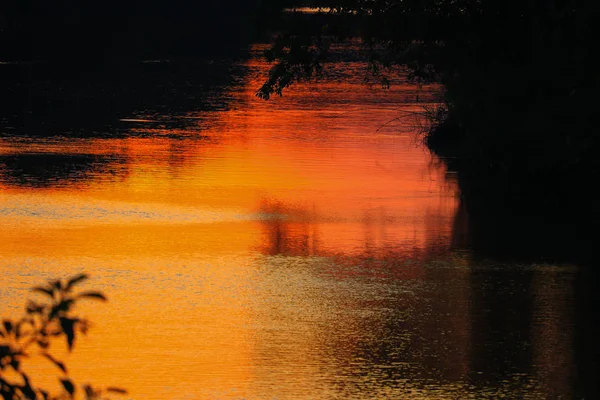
1;274;127;400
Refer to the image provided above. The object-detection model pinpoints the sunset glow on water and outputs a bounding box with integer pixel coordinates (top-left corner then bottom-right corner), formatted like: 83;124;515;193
0;46;577;399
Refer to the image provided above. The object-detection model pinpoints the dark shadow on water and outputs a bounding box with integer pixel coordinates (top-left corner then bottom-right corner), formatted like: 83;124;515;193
443;161;600;399
0;59;250;138
0;51;253;187
467;266;534;385
253;174;599;397
572;266;600;400
0;153;128;187
454;169;597;263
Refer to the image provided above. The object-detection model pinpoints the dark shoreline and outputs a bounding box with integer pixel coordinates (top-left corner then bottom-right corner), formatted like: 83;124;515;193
428;114;599;266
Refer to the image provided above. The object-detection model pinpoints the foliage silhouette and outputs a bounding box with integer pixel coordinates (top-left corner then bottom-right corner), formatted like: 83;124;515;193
0;0;268;62
257;1;599;170
0;274;127;400
258;1;600;255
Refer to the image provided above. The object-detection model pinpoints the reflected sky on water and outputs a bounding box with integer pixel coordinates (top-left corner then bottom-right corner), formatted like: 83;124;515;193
0;45;581;399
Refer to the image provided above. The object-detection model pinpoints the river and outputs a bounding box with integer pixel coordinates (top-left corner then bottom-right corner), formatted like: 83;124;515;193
0;45;582;399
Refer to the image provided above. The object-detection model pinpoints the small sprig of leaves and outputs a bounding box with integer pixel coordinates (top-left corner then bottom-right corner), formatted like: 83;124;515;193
1;274;127;400
257;32;330;100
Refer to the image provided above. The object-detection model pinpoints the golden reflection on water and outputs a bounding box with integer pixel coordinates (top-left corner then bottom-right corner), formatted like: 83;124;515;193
0;46;577;399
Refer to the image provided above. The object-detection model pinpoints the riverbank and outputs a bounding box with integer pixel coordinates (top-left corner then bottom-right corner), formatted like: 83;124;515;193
0;1;264;63
407;1;600;264
426;91;599;265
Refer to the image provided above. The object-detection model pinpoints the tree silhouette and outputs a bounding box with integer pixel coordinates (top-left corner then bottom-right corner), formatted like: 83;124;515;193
257;0;600;263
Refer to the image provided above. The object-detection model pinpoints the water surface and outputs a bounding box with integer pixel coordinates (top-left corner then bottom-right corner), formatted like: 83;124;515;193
0;46;580;399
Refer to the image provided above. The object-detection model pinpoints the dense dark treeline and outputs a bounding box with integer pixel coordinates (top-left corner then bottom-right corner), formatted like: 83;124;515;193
0;0;292;62
0;0;292;137
420;0;600;265
259;0;600;264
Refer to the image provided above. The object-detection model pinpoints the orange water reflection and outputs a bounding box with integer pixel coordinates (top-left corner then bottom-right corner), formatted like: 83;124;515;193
0;46;574;399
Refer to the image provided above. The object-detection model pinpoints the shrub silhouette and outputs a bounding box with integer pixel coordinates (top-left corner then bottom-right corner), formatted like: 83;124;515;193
0;274;127;399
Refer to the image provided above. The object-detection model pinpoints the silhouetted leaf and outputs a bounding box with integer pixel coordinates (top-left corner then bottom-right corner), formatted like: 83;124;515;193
83;385;95;398
79;320;89;335
51;280;63;290
49;305;60;319
42;353;68;373
10;358;20;371
0;385;10;400
2;320;12;334
20;373;36;399
26;300;44;314
76;291;107;301
60;378;75;395
106;387;128;394
66;273;89;290
32;286;54;297
58;299;75;312
59;317;76;350
15;320;25;339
